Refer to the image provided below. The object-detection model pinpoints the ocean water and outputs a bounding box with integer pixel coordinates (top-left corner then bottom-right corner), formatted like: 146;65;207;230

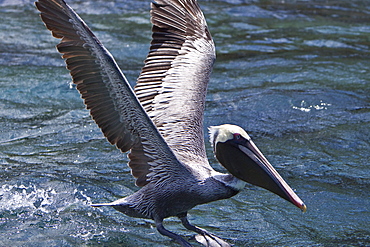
0;0;369;246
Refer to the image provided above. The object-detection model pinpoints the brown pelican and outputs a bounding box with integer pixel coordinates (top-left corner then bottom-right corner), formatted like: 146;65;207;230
35;0;306;246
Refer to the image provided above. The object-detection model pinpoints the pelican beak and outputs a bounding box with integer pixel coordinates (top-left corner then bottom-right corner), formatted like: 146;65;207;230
215;135;306;212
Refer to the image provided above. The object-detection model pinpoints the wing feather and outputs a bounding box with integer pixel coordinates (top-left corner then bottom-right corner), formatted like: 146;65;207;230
36;0;190;186
135;0;216;166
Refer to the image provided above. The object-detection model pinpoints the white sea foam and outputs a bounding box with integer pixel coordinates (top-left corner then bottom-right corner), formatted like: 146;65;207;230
0;184;56;212
0;183;92;214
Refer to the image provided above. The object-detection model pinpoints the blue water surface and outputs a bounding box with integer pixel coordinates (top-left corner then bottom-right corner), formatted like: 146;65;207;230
0;0;369;246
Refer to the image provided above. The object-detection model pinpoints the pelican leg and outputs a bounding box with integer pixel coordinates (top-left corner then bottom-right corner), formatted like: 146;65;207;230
177;212;230;247
155;218;193;247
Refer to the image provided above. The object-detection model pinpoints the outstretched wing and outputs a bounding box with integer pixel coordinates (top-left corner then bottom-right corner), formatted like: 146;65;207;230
134;0;216;165
35;0;190;186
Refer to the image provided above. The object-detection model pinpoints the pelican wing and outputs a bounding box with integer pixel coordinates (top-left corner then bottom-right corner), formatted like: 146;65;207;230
135;0;216;165
36;0;190;186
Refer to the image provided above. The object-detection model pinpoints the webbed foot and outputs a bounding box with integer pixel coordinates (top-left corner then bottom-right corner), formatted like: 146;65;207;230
178;212;231;247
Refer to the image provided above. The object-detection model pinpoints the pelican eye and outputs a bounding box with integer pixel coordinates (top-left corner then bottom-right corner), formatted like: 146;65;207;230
233;133;241;140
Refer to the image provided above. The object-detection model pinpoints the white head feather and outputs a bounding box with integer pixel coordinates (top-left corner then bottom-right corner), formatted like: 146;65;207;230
208;124;251;149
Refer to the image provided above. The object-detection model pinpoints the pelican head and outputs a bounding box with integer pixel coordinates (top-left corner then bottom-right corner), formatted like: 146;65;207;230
209;124;306;212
